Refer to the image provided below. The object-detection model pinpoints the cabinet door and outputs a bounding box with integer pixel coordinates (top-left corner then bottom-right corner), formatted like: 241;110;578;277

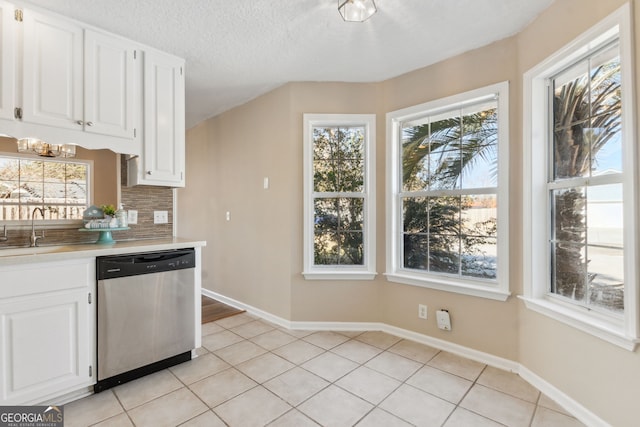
0;289;91;405
142;50;185;186
84;30;135;139
22;9;83;130
0;1;14;121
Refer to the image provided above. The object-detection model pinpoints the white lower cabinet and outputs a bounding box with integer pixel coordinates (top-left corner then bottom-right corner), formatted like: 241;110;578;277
0;258;95;405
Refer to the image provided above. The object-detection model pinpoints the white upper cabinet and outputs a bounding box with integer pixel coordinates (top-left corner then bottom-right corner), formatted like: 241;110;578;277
84;30;135;139
143;50;185;185
0;3;186;180
22;9;83;130
128;49;185;187
21;10;135;140
0;1;14;121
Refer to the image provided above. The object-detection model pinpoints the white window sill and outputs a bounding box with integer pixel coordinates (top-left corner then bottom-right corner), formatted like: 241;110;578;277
303;271;377;281
385;272;510;301
519;296;639;351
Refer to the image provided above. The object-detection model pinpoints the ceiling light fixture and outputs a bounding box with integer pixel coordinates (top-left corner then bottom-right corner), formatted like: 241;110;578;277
338;0;377;22
17;138;76;158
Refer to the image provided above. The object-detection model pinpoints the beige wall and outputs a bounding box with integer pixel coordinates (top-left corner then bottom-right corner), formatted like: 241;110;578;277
288;82;382;323
183;86;295;319
379;37;522;359
179;1;639;425
515;1;640;426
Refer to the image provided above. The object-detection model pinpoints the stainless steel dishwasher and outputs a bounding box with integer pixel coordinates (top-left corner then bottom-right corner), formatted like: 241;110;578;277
95;248;196;392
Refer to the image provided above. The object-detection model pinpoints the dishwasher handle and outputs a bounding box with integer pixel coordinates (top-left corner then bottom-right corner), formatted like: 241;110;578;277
132;250;191;263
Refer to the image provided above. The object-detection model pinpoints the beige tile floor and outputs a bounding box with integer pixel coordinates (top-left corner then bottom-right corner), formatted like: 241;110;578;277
65;313;586;426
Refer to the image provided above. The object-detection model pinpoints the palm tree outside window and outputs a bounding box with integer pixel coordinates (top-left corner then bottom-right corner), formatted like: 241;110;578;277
401;101;499;280
522;4;637;349
549;41;623;313
386;82;510;301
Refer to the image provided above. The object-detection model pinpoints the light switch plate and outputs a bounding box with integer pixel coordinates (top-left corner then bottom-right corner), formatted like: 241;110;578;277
127;210;138;224
154;210;168;224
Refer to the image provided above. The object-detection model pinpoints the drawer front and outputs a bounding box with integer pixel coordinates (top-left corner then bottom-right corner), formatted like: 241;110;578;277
0;258;94;299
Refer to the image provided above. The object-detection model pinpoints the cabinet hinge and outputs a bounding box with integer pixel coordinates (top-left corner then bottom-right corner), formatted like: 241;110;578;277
14;107;22;120
88;292;92;304
14;9;23;22
134;128;137;138
180;66;183;76
89;365;93;377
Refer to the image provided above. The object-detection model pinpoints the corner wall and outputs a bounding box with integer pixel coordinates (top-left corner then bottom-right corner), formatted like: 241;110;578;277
182;86;295;320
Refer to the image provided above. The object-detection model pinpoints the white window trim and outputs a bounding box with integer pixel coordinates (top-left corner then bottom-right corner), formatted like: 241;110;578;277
521;3;639;351
385;82;510;301
302;114;376;280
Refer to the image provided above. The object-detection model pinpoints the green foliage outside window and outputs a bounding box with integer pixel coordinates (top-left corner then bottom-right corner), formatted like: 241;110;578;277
401;104;499;280
312;127;365;266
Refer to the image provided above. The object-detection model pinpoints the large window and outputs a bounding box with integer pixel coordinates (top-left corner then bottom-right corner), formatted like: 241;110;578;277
522;4;638;350
386;82;509;300
0;154;90;221
303;114;376;280
550;41;623;313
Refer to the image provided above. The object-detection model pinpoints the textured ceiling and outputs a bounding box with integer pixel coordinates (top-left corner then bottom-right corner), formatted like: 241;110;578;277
25;0;555;129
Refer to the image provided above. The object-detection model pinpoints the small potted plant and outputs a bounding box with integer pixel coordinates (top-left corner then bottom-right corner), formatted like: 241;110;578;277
101;204;116;218
101;205;118;228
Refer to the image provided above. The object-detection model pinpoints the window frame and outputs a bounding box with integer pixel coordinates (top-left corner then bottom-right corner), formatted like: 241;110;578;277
302;113;377;280
521;3;639;351
386;82;510;301
0;151;93;227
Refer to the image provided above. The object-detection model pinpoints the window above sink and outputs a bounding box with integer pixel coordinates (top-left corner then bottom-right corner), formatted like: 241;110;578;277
0;152;90;222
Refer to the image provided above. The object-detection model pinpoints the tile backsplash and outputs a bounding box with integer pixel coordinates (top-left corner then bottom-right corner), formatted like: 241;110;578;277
0;156;174;247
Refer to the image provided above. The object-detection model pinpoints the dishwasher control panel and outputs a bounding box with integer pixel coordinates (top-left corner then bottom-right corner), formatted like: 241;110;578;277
97;248;195;280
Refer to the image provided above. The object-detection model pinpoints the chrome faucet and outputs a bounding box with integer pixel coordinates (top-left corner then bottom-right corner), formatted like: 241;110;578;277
30;207;45;247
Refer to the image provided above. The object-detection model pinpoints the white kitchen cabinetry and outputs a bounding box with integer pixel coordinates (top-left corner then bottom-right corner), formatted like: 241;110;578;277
0;3;187;176
21;9;83;131
21;9;136;140
84;30;136;139
128;49;185;187
0;258;95;405
0;1;15;121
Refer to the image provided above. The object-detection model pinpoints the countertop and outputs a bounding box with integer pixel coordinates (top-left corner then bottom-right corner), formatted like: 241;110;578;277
0;237;207;266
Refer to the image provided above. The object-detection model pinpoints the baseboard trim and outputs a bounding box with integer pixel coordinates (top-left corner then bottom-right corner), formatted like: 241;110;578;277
202;289;291;329
519;366;610;427
202;289;608;427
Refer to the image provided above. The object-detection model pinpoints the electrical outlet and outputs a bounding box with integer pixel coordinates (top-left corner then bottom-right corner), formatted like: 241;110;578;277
127;210;138;224
418;304;428;319
153;210;168;224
